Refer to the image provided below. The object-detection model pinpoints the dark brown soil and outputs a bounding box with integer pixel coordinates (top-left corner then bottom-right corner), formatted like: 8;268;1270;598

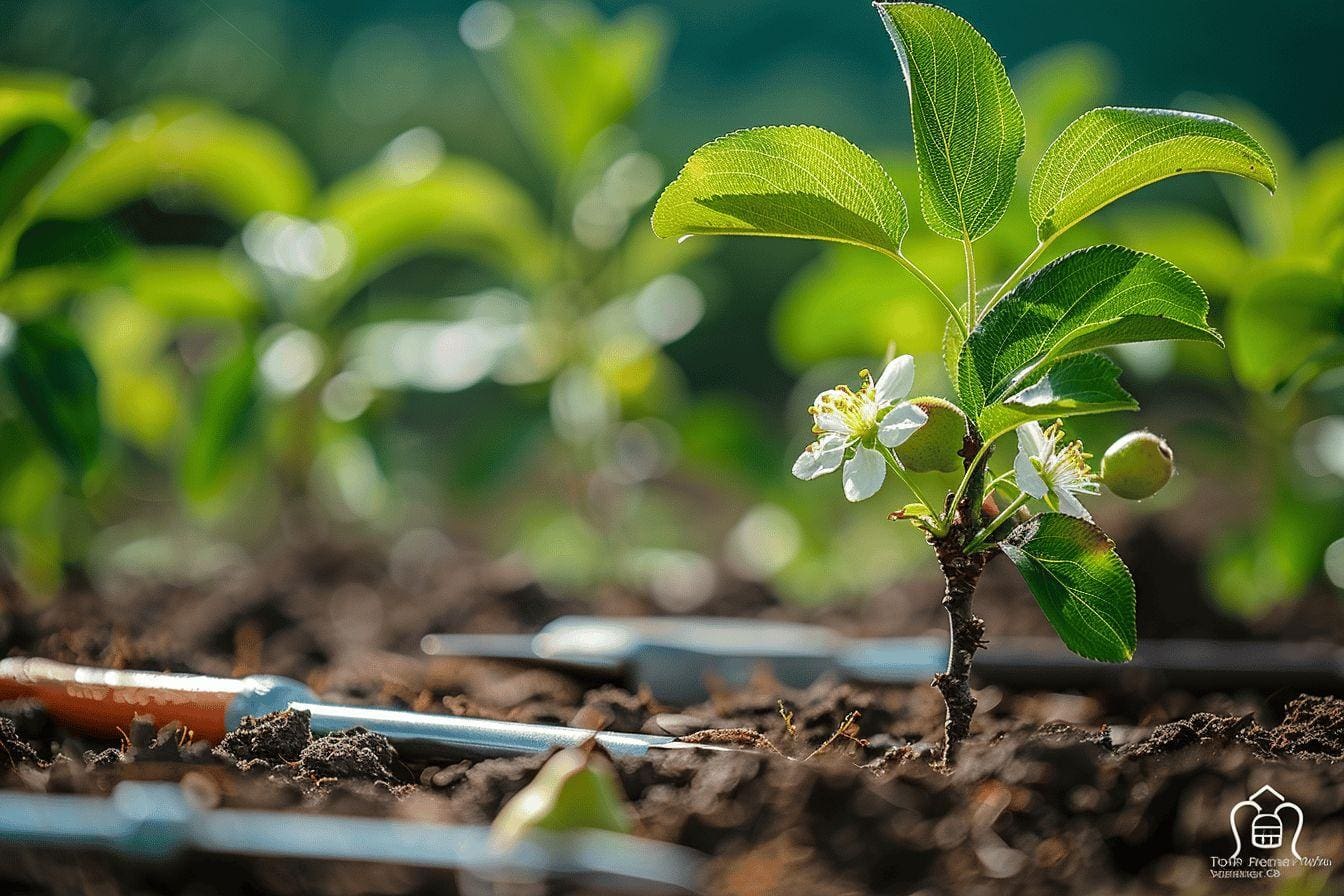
2;533;1343;895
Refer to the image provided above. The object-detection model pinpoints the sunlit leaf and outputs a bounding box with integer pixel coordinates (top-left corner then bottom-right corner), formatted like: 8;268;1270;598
1107;205;1250;300
652;126;909;257
42;100;313;224
1226;264;1343;395
977;353;1137;443
76;292;180;452
0;78;89;273
311;153;552;315
1031;107;1276;242
1002;512;1136;661
876;2;1024;241
959;245;1220;414
131;249;260;321
0;317;101;478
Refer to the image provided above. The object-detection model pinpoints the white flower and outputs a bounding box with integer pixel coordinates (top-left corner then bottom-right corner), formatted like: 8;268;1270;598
1014;420;1100;519
792;356;929;502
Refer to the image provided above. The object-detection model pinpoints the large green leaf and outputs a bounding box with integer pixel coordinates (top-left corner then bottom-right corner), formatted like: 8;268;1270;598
958;245;1220;414
0;79;89;274
977;353;1137;443
1226;265;1343;395
876;3;1024;241
1001;512;1136;662
0;317;101;478
1031;107;1276;242
42;100;313;224
181;342;258;502
651;126;909;257
310;153;552;317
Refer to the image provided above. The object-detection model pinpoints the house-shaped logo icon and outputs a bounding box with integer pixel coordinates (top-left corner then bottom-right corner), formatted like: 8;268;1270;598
1230;785;1304;860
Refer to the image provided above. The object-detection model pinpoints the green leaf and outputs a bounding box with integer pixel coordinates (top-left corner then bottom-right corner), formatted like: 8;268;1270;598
0;317;101;479
977;353;1137;443
651;126;909;257
1001;512;1136;662
129;249;261;322
0;78;89;274
182;342;257;503
1226;265;1343;395
311;153;552;316
958;245;1221;414
42;100;313;224
1031;107;1277;242
876;3;1024;241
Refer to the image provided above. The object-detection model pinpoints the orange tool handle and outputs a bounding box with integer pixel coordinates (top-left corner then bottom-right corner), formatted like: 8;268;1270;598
0;657;247;742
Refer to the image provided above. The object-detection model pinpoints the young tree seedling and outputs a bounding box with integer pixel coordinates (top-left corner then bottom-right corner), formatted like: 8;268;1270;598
651;2;1275;765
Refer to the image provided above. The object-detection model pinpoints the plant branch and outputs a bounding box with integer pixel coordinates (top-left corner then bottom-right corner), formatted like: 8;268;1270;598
965;491;1030;553
929;524;991;767
941;439;994;532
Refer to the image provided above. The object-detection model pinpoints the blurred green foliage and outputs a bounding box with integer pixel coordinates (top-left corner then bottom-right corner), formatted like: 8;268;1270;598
0;0;1338;620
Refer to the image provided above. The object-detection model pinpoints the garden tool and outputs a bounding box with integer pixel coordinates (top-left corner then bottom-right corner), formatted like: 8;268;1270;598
422;616;1344;703
0;781;704;892
0;657;739;759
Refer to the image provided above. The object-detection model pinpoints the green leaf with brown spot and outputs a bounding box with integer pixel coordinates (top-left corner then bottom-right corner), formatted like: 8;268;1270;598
1002;513;1137;662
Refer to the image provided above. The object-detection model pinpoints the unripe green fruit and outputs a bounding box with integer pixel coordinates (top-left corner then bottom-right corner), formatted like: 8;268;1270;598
893;397;967;473
1100;431;1174;500
491;746;632;848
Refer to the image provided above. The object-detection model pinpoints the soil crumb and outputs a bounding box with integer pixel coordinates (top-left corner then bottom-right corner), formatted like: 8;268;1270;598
215;708;312;770
1121;696;1344;760
298;727;408;784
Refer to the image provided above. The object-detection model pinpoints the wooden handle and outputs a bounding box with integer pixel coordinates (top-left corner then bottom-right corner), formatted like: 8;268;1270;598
0;658;244;742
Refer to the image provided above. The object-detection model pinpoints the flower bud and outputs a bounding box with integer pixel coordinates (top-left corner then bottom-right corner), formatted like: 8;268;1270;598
491;744;632;848
893;397;966;473
1100;431;1173;500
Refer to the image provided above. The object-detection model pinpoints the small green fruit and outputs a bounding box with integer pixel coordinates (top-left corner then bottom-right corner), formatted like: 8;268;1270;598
491;745;632;848
893;397;967;473
1100;431;1174;500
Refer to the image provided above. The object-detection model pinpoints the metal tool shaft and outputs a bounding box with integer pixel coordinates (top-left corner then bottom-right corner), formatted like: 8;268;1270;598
297;702;730;760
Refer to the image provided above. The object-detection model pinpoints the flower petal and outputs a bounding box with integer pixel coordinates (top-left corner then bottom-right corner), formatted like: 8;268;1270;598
874;355;916;404
1016;421;1048;459
877;402;929;448
813;411;849;435
1055;488;1093;521
792;434;846;480
1014;447;1048;499
842;444;886;502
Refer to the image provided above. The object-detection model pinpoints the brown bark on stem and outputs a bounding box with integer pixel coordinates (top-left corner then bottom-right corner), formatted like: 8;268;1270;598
930;537;988;767
926;425;994;768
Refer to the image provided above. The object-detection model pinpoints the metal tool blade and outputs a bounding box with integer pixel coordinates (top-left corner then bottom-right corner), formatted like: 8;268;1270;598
296;702;740;760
